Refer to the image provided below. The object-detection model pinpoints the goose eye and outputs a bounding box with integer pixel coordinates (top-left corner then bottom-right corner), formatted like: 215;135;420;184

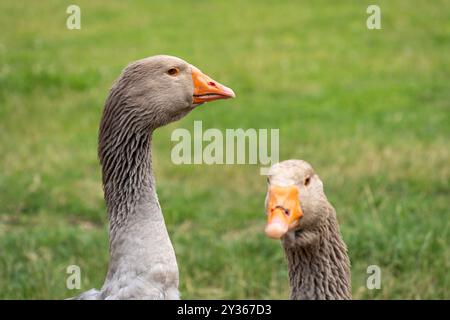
167;67;180;76
304;176;311;186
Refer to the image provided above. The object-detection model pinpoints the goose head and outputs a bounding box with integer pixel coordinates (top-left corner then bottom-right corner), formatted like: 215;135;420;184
105;55;235;129
264;160;328;242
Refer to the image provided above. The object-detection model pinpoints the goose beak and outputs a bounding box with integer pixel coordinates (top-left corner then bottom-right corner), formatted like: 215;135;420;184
265;185;303;239
191;65;235;104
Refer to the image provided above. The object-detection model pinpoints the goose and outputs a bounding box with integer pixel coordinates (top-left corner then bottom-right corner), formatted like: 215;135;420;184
264;160;352;300
73;55;235;299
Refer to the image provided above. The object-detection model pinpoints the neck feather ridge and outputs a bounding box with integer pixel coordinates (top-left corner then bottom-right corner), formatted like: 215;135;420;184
284;209;352;300
97;98;179;299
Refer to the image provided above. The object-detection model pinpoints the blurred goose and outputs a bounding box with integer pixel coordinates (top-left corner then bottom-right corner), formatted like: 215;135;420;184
264;160;351;300
73;55;235;299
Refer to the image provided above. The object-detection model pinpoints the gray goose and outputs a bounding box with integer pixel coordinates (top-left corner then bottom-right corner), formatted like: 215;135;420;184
264;160;351;300
73;55;235;299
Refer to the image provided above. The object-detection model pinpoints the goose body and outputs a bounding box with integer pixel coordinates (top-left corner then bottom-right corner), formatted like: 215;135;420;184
265;160;351;300
72;55;234;299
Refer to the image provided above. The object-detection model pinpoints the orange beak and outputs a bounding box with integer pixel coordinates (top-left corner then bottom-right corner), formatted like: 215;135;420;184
265;186;303;239
191;65;235;104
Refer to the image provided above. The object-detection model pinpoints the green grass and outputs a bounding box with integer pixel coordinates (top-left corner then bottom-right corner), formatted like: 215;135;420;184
0;0;449;299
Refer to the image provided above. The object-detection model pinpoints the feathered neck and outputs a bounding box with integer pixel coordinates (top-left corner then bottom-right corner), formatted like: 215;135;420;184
95;93;179;299
99;114;154;231
283;208;352;300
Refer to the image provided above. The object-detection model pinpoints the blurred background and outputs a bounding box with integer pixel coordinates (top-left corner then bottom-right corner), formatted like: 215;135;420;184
0;0;448;299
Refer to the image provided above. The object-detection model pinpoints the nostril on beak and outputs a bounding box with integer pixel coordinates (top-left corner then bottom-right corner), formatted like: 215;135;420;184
208;81;217;87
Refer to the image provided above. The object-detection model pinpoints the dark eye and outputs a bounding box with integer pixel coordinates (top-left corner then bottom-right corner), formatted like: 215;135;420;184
304;176;311;186
167;67;180;76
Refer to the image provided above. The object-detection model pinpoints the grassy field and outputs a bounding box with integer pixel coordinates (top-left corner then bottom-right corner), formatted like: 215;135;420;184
0;0;449;299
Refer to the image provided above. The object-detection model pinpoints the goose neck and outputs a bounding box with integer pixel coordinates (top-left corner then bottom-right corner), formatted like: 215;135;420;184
284;214;352;300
